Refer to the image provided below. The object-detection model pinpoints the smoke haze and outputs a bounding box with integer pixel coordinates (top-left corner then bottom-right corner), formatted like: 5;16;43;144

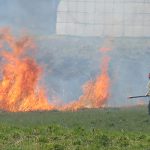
0;0;150;107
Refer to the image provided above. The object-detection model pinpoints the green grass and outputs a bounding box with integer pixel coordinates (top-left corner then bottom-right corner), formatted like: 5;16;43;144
0;106;150;150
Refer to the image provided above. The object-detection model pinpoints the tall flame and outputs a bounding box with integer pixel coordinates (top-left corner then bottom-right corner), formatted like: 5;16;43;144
61;56;110;111
0;29;55;112
0;29;111;112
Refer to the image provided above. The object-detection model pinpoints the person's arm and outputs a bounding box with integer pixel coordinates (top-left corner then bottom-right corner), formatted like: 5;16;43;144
146;81;150;96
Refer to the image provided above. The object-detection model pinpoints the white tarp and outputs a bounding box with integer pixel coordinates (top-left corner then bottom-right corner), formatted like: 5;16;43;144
56;0;150;37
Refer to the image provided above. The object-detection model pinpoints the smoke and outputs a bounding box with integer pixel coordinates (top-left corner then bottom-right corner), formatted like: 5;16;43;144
34;37;100;103
0;0;150;107
0;0;60;35
0;28;149;107
109;38;150;106
34;36;150;107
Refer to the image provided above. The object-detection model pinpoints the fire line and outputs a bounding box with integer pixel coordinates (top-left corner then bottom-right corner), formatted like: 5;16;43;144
0;29;111;112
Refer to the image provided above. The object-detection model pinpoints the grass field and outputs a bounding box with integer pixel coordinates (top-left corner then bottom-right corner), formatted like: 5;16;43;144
0;106;150;150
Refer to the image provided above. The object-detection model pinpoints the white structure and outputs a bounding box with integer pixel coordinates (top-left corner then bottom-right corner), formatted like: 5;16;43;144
56;0;150;37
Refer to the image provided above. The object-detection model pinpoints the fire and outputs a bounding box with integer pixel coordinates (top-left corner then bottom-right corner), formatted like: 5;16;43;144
0;29;55;112
61;56;110;111
0;29;111;112
100;37;114;52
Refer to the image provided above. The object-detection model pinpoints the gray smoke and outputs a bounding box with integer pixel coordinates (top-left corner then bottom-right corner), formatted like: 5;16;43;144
34;36;150;106
0;0;60;35
0;0;150;107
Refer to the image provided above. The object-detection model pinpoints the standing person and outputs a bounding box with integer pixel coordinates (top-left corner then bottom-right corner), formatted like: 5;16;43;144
146;73;150;115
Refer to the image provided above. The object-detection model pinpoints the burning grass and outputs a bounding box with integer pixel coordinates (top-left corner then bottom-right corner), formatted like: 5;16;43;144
0;29;111;112
0;29;55;112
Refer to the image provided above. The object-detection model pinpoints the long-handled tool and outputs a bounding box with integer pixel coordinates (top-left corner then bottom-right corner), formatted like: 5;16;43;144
128;95;150;115
128;95;150;99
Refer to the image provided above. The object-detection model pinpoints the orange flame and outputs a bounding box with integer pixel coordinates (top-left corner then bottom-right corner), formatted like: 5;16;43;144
61;56;110;111
0;29;55;112
0;29;111;112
